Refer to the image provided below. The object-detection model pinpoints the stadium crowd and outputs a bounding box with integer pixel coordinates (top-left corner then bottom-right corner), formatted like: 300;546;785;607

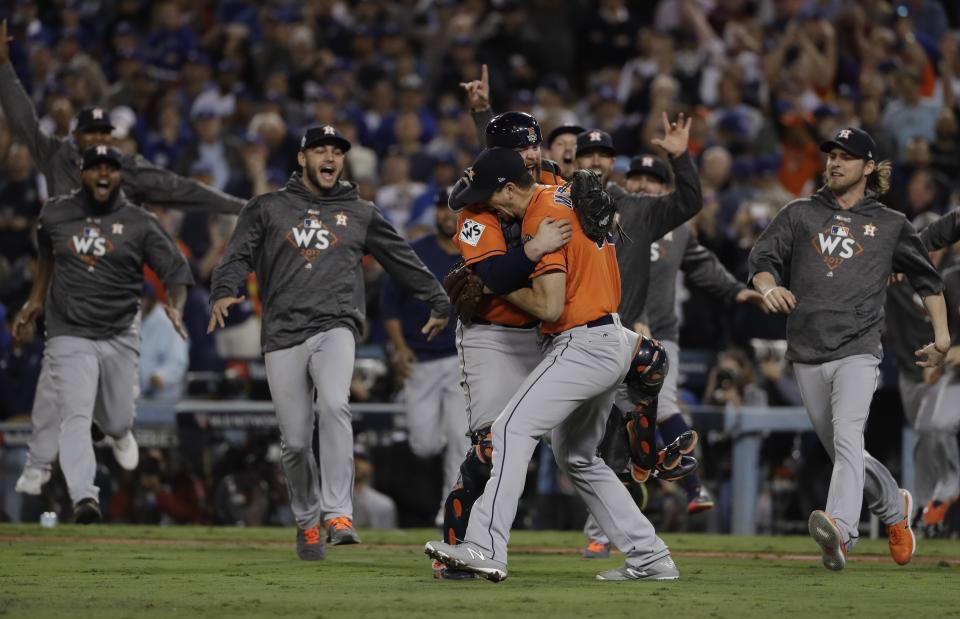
1;0;959;534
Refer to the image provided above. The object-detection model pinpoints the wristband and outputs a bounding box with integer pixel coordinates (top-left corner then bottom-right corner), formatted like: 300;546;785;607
762;287;779;299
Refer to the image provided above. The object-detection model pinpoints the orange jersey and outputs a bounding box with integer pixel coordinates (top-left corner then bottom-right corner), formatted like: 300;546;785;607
454;207;538;327
539;160;563;185
522;184;621;334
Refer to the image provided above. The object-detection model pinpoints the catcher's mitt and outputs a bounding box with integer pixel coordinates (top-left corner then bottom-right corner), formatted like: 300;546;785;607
570;169;615;242
443;259;485;325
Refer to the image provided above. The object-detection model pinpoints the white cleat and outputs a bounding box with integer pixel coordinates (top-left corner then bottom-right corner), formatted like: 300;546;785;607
110;431;139;470
15;467;51;495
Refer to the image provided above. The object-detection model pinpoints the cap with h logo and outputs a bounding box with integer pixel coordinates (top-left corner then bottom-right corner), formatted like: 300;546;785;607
81;144;123;170
576;129;616;157
455;147;529;206
300;125;352;153
627;154;670;183
75;107;114;133
819;127;877;161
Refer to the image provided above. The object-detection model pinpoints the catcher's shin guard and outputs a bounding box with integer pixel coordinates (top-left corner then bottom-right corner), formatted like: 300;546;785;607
441;428;493;544
623;336;669;482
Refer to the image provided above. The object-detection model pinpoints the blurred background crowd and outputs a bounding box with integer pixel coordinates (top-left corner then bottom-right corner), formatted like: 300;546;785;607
0;0;959;534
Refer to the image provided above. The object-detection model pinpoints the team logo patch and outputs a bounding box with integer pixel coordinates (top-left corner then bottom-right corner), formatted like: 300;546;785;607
69;223;114;269
811;224;863;273
526;127;537;143
863;223;877;237
459;218;485;246
286;216;338;266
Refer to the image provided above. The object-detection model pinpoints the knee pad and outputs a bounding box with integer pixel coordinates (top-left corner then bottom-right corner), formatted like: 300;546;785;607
442;427;493;543
623;336;669;407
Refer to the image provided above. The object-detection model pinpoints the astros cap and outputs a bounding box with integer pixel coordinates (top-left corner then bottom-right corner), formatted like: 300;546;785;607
80;144;123;170
819;127;877;161
576;129;617;157
300;125;352;153
456;147;529;205
627;154;670;183
75;106;114;133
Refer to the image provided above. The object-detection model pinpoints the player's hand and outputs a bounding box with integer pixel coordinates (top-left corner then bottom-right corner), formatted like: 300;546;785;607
149;373;166;391
525;216;572;261
421;315;449;341
632;322;651;338
946;346;960;368
915;341;948;368
207;295;245;333
650;112;691;158
163;304;188;340
735;289;769;312
0;20;10;66
390;344;416;381
886;272;905;286
760;286;796;314
12;300;42;345
459;64;490;112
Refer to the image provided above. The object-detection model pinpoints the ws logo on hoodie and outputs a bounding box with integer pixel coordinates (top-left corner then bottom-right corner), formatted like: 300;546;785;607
286;213;338;267
811;224;863;273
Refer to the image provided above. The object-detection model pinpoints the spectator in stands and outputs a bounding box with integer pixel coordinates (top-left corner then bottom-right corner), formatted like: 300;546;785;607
139;282;189;400
375;150;427;236
352;445;398;529
180;99;245;193
882;68;941;160
0;143;43;264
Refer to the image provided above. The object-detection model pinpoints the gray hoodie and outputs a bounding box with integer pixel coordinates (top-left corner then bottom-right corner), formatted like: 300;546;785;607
37;188;194;340
749;187;943;364
0;63;243;213
211;174;450;353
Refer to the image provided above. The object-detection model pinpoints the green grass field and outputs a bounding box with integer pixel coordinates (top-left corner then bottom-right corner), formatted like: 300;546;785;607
1;525;958;618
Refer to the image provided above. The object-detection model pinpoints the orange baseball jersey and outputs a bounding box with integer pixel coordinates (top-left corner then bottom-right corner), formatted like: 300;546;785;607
454;207;538;327
539;159;563;185
522;184;621;334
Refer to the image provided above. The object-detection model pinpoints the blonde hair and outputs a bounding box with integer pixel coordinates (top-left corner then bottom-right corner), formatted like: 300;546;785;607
866;160;892;195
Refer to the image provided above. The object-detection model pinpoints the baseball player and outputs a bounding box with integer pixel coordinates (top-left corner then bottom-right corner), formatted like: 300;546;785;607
426;147;679;582
0;20;246;496
546;124;585;180
887;210;960;528
380;190;469;510
208;125;450;561
582;153;765;556
12;145;193;523
749;127;950;571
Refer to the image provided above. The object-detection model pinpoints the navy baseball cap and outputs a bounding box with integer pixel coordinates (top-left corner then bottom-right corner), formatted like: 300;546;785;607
300;125;351;153
456;147;529;205
576;129;616;157
820;127;877;161
546;124;585;147
628;154;670;183
80;144;123;170
75;106;114;133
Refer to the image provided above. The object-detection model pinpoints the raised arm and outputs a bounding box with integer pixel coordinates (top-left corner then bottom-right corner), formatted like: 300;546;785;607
123;154;245;214
0;20;62;170
461;64;493;147
919;210;960;252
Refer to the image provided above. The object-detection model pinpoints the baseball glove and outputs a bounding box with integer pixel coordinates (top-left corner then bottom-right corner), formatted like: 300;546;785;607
443;259;485;325
570;169;615;242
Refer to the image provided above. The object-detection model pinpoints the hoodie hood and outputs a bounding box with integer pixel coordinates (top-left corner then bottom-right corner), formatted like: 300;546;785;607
810;185;884;214
284;172;359;203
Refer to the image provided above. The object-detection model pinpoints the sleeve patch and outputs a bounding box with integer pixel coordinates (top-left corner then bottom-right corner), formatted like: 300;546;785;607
459;218;486;246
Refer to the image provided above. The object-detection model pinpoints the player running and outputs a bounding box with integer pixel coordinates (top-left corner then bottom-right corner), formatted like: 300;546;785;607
749;127;949;570
208;126;449;560
13;145;193;523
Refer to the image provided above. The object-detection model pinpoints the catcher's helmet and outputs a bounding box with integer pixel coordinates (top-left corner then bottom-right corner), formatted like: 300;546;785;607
486;111;542;149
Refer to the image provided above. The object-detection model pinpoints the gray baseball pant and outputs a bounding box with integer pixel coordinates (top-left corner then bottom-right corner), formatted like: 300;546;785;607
464;320;670;568
263;327;355;529
402;355;470;495
914;374;960;504
456;322;543;433
899;374;940;506
24;362;60;473
794;354;903;546
46;322;140;504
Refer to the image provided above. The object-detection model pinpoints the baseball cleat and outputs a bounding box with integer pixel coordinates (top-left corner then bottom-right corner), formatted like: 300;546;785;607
432;559;476;580
15;467;51;496
424;540;507;582
887;489;916;566
808;510;846;571
74;498;102;524
921;497;953;528
109;431;139;471
296;525;326;561
596;557;679;581
583;540;611;559
325;517;361;545
687;486;715;514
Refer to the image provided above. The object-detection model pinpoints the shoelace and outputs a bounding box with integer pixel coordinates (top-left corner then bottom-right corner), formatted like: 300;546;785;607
303;526;321;545
327;517;352;532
